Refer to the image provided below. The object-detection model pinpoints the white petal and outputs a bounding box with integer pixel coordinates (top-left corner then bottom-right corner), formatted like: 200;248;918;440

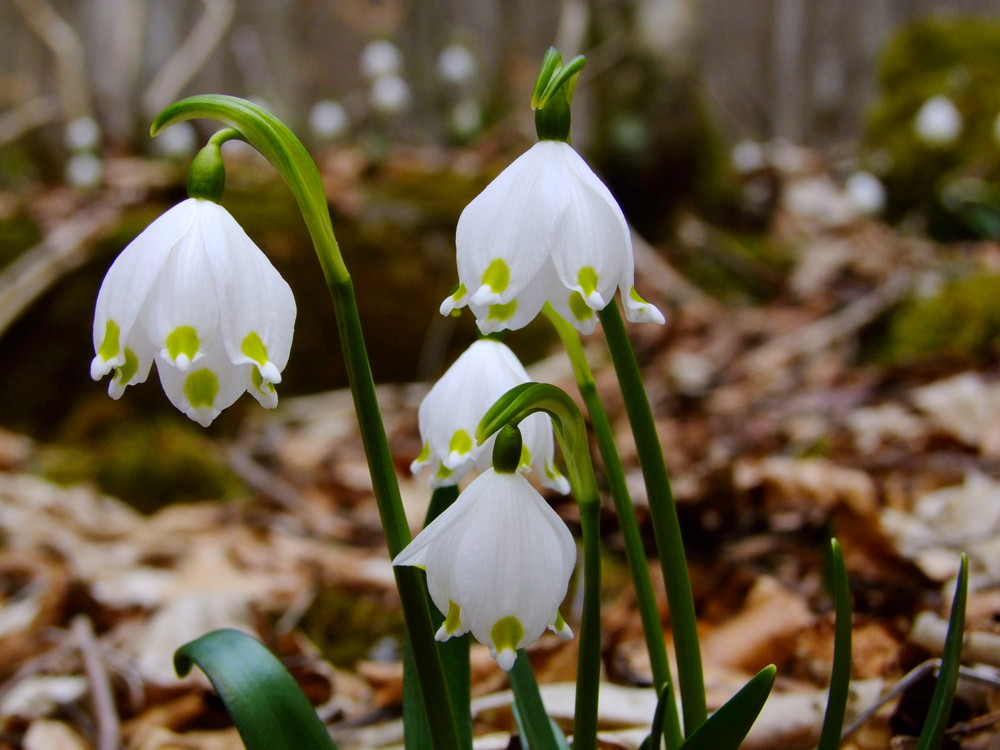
91;199;198;376
467;271;548;335
456;143;565;305
142;201;223;368
200;202;296;381
547;143;630;311
154;343;248;427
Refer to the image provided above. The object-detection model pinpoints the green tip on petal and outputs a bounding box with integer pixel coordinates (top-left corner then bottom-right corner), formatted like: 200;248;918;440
480;258;511;294
97;320;121;361
241;332;269;365
518;443;531;470
184;368;219;409
568;291;594;322
165;326;200;369
436;600;463;639
115;348;139;385
491;616;524;671
487;300;517;322
577;266;599;297
449;429;474;457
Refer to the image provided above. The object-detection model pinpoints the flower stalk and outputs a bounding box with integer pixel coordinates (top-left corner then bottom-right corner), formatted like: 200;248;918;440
151;96;461;750
543;304;682;747
597;303;706;734
477;383;601;750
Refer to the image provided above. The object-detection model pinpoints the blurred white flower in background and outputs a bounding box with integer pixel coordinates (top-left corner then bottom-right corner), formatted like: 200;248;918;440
360;39;403;81
153;121;198;159
65;116;101;151
914;95;962;146
844;170;887;216
369;74;411;115
308;100;350;141
437;43;478;86
731;139;766;173
65;152;103;189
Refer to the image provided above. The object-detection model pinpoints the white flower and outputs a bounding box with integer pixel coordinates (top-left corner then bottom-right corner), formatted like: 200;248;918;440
440;140;663;334
369;74;411;115
393;468;576;670
412;340;569;492
845;170;886;216
90;198;296;426
308;99;350;141
437;43;477;86
914;95;962;146
360;39;403;80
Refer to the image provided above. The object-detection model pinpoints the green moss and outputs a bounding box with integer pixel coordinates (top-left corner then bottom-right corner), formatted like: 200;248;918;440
0;213;42;267
676;229;791;302
880;274;1000;365
36;414;245;513
300;587;405;667
865;18;1000;238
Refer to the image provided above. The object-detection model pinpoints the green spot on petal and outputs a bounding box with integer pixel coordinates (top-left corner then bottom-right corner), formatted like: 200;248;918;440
184;368;219;408
166;326;200;361
491;616;524;654
629;286;648;303
97;320;121;360
241;332;269;366
487;300;517;321
568;291;593;322
434;464;454;481
449;429;473;456
452;283;467;301
250;366;275;394
518;444;531;470
577;266;599;296
480;259;510;294
415;441;431;464
554;611;568;631
115;348;138;385
443;601;462;635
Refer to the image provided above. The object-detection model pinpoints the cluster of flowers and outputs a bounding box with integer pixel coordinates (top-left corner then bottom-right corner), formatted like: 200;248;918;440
91;91;661;669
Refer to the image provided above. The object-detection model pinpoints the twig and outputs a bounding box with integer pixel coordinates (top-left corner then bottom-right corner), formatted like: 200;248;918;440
142;0;235;118
0;95;62;147
71;615;120;750
9;0;91;119
742;269;914;375
0;197;123;339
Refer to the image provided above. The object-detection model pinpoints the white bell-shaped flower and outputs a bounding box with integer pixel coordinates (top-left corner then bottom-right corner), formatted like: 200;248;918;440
914;95;962;146
393;467;576;670
90;197;296;426
411;339;569;492
440;140;664;334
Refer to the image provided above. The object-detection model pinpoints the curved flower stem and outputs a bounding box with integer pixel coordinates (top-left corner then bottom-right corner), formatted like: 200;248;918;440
152;95;460;750
543;305;682;749
477;383;601;750
596;303;706;735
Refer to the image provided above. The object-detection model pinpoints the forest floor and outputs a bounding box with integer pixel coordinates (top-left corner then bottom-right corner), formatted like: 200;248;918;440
1;141;1000;749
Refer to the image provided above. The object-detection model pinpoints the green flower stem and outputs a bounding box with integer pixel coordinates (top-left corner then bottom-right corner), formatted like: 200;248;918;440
403;486;472;750
477;383;602;750
597;303;706;735
543;305;682;749
152;95;460;750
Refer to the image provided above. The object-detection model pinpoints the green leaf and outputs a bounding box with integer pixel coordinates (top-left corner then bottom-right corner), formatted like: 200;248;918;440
817;538;853;750
916;555;968;750
679;665;776;750
174;629;337;750
508;652;568;750
640;684;676;750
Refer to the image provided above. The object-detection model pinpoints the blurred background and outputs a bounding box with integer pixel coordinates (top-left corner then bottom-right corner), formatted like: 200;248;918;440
2;0;1000;507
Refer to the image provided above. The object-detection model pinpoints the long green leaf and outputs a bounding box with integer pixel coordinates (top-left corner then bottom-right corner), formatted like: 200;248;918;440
916;555;968;750
174;629;337;750
679;665;776;750
640;684;675;750
817;539;853;750
508;652;567;750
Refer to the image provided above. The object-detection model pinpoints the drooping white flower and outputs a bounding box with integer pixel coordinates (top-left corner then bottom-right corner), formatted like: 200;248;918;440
369;74;411;115
393;467;576;670
440;140;664;334
412;339;569;492
914;95;962;146
90;197;296;426
360;39;403;81
845;170;886;216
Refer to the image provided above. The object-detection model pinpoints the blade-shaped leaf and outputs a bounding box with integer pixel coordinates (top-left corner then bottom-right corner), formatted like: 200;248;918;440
916;555;968;750
817;538;853;750
174;628;337;750
679;665;776;750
